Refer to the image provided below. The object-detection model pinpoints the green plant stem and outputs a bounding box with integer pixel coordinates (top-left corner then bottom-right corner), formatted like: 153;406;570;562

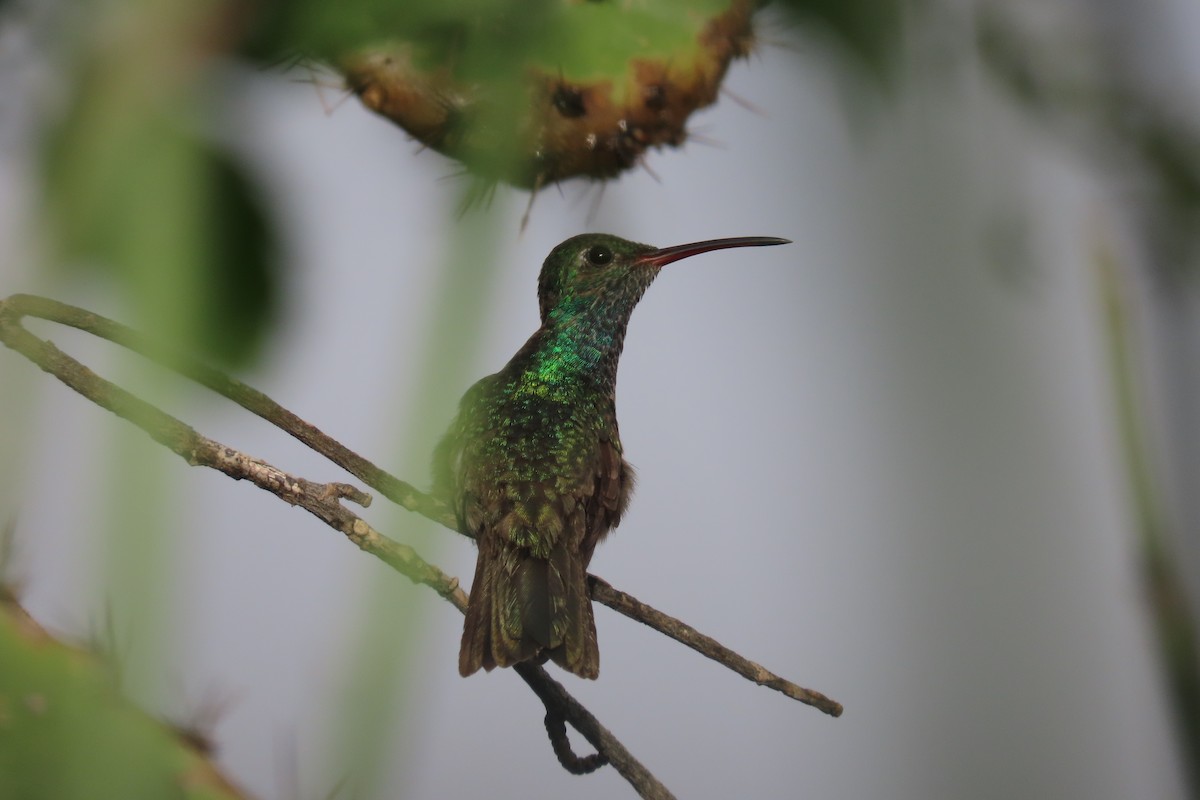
1097;247;1200;797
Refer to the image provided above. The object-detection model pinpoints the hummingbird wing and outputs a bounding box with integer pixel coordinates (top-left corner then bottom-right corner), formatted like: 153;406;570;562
435;376;546;673
580;423;634;564
538;427;633;678
430;375;496;515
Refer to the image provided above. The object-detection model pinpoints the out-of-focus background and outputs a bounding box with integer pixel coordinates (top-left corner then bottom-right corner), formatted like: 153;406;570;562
3;1;1200;798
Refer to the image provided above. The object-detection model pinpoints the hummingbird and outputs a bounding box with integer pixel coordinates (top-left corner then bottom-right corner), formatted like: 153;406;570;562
433;232;789;678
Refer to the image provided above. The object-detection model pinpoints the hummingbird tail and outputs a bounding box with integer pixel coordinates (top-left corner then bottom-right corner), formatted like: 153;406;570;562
459;533;527;675
459;532;599;679
544;532;599;679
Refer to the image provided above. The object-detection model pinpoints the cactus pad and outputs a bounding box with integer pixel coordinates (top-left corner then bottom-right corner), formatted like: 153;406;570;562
337;0;759;189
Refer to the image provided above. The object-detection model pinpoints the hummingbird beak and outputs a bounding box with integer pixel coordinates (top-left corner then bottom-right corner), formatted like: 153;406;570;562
635;236;791;268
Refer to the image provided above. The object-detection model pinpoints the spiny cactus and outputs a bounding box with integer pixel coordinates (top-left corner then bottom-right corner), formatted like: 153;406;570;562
0;591;248;800
307;0;761;191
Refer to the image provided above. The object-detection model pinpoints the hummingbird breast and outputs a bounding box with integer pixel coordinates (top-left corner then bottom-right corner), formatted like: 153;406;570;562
440;370;631;557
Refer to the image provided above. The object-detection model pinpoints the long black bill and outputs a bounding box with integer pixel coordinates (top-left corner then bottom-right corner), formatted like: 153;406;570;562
635;236;791;268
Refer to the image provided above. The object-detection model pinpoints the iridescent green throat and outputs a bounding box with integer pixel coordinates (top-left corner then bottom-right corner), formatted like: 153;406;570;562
512;306;630;402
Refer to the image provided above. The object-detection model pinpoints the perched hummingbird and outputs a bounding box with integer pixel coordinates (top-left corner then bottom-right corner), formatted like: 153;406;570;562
433;232;789;679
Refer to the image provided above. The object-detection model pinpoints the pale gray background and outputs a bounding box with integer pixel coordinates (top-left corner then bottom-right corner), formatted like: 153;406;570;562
3;1;1200;798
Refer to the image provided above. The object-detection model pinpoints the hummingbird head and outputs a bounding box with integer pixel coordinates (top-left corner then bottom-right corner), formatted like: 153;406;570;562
536;232;790;326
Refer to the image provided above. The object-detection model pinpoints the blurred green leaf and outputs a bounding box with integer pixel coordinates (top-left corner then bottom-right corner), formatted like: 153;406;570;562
45;118;278;366
194;147;278;367
41;2;279;367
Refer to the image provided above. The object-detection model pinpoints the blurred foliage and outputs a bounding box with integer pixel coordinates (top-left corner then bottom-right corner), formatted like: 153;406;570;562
1098;243;1200;795
242;0;906;188
42;1;278;367
1136;124;1200;276
977;5;1200;278
246;0;742;69
244;0;905;80
196;149;276;365
775;0;904;81
0;591;246;800
45;122;277;366
981;4;1200;790
248;0;761;189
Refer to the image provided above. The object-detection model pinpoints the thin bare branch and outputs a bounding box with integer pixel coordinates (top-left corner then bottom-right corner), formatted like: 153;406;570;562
0;293;668;798
517;664;673;799
0;293;843;796
589;577;842;717
1;294;840;715
0;294;454;528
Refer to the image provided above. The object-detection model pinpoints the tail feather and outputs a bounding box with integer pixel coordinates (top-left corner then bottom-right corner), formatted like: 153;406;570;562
459;537;498;676
459;535;540;676
459;534;598;679
547;538;598;678
514;559;552;647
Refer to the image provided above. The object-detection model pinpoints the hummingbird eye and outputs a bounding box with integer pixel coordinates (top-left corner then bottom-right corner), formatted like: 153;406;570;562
585;245;613;266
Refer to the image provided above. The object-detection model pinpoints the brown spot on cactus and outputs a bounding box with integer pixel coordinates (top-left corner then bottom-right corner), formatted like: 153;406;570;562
338;0;760;190
551;83;587;119
643;83;668;112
